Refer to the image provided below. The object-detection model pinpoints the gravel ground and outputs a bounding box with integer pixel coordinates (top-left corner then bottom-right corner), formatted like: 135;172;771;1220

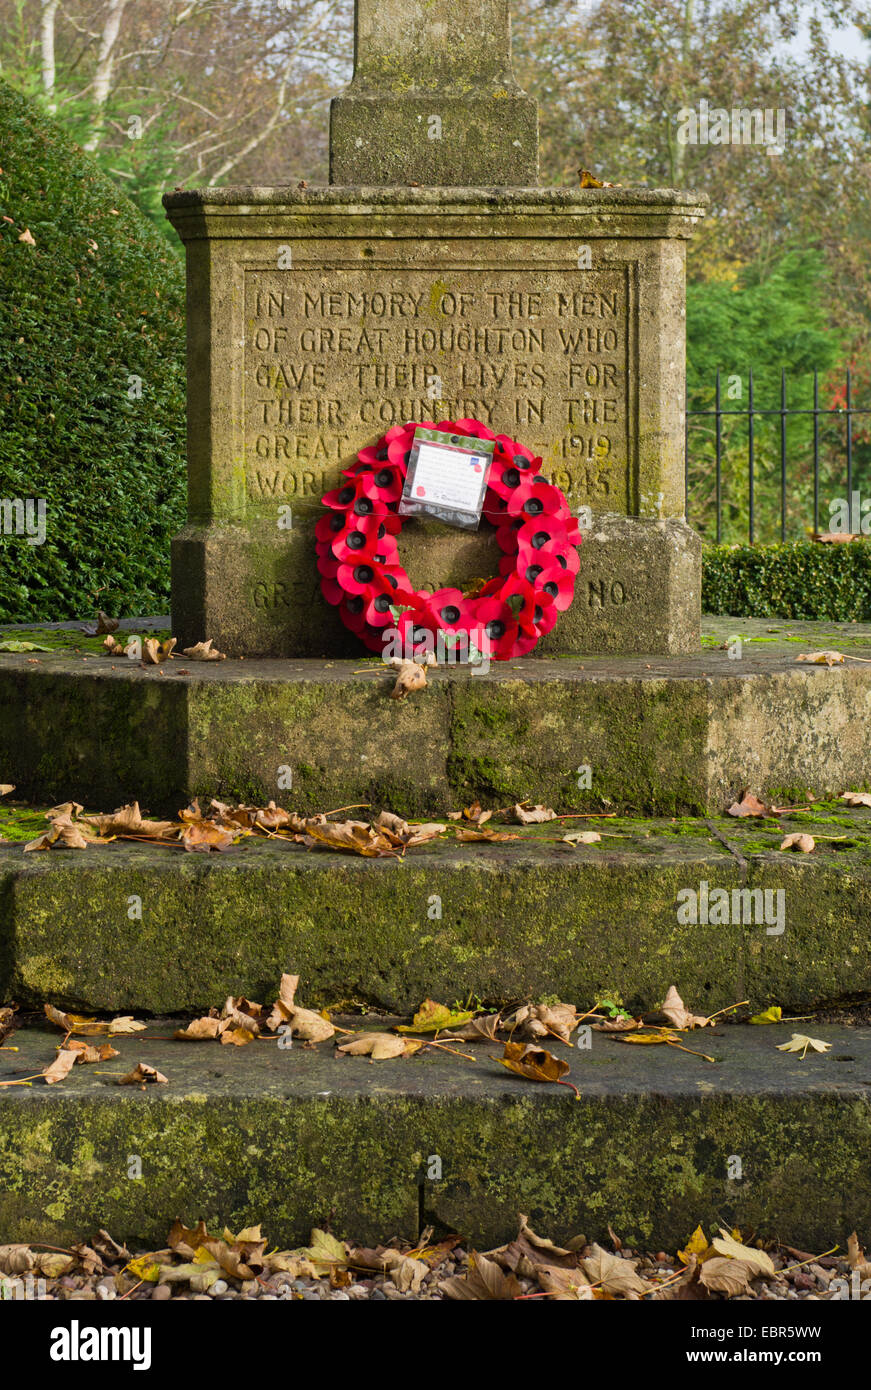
1;1237;860;1301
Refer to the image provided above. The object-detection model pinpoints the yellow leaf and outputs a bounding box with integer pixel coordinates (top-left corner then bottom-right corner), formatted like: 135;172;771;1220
775;1033;832;1058
749;1005;782;1024
126;1255;161;1283
397;999;475;1033
711;1230;775;1278
678;1224;710;1263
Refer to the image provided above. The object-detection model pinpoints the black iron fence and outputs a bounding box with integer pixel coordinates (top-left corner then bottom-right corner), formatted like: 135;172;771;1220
685;368;871;544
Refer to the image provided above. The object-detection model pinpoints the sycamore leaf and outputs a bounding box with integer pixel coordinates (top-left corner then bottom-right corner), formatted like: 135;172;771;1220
107;1016;147;1035
302;818;400;858
454;826;520;842
180;820;237;853
337;1032;415;1060
440;1251;523;1300
513;802;556;824
749;1005;782;1025
775;1033;832;1058
711;1230;775;1278
841;791;871;807
660;985;711;1030
126;1255;162;1283
447;802;491;826
726;792;773;818
284;1006;334;1042
388;659;429;699
619;1028;679;1045
580;1243;652;1296
503;1002;579;1045
0;640;50;652
182;639;226;661
68;1040;119;1064
220;1026;256;1046
699;1255;755;1295
796;650;844;666
561;830;602;845
498;1040;571;1085
441;1013;502;1043
397;999;475;1033
780;832;815;852
119;1063;168;1085
142;636;177;665
678;1224;710;1264
43;1049;79;1084
175;1016;223;1041
301;1229;348;1272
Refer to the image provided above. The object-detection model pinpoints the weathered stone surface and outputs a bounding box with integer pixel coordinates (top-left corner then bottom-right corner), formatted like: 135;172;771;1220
1;631;871;816
330;0;537;185
3;816;871;1015
163;186;704;657
2;1019;870;1249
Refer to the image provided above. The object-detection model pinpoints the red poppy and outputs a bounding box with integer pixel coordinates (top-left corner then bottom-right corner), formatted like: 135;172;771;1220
506;479;570;521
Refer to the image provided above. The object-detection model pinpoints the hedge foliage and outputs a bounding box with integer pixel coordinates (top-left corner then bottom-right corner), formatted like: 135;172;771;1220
703;541;871;620
0;79;185;622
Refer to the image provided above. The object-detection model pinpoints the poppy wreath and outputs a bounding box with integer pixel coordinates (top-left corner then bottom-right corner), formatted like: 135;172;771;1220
316;418;583;660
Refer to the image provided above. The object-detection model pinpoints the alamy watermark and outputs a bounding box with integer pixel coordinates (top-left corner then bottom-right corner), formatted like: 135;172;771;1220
677;99;785;155
677;880;785;936
0;498;46;546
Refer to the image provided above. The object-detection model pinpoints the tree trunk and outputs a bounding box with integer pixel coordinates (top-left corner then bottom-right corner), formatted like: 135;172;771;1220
40;0;61;114
83;0;129;151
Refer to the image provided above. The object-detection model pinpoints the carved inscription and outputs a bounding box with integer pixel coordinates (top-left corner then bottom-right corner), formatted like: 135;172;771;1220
243;268;631;511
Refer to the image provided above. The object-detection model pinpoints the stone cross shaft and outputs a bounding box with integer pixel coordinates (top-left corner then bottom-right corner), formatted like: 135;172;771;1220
329;0;538;185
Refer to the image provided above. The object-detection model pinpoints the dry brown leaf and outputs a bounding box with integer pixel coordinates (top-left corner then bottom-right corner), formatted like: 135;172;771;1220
589;1014;642;1032
336;1032;412;1060
182;639;226;661
660;985;711;1030
119;1063;168;1085
504;1002;579;1045
498;1040;572;1086
841;791;871;808
0;784;14;796
440;1013;503;1043
796;650;844;666
440;1251;523;1300
374;811;446;847
43;1049;79;1084
454;826;520;842
847;1231;871;1278
180;820;237;853
726;792;773;818
302;818;400;858
698;1255;754;1296
81;803;177;840
513;802;556;824
580;1243;652;1296
18;227;35;245
447;802;492;825
561;830;602;845
780;832;815;852
107;1016;147;1035
68;1040;119;1064
220;1026;256;1047
775;1032;832;1057
710;1230;775;1277
174;1017;223;1041
142;636;177;665
95;611;119;635
388;659;429;699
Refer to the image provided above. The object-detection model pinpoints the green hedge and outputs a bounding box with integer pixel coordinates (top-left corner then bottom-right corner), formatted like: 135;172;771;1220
0;79;185;622
703;541;871;620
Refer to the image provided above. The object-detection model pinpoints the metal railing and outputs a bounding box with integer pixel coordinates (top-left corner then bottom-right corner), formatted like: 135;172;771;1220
685;368;871;544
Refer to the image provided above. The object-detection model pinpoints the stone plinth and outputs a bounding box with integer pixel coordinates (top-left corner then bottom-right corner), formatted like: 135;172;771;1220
164;185;705;658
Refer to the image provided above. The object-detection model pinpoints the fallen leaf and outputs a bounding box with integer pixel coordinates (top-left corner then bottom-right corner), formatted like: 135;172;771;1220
447;802;492;826
300;1229;348;1273
711;1230;775;1278
440;1013;502;1043
68;1040;119;1064
660;984;711;1030
95;611;119;635
0;784;14;796
174;1017;223;1041
336;1032;413;1060
142;636;177;665
397;999;475;1034
513;802;556;824
220;1026;256;1047
388;658;429;699
841;791;871;807
780;832;815;852
503;1002;579;1045
107;1016;147;1035
119;1063;168;1085
43;1049;79;1084
796;650;844;665
454;827;520;842
749;1005;782;1024
580;1243;652;1296
847;1231;871;1279
182;639;226;661
699;1255;755;1295
775;1033;832;1058
727;792;773;818
18;228;36;245
180;820;237;853
561;830;602;845
440;1251;523;1300
497;1040;572;1086
678;1224;710;1264
0;640;52;651
302;818;400;858
126;1255;162;1283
